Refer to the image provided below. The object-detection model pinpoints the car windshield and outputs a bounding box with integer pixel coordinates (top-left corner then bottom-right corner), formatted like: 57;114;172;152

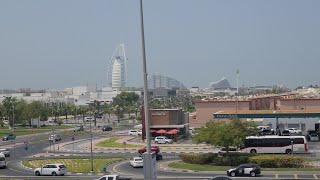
311;134;318;137
0;157;5;161
135;158;143;162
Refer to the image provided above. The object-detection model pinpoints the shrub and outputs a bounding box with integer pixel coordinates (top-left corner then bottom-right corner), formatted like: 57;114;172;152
179;153;217;164
212;156;250;166
57;119;63;126
249;155;304;168
0;120;4;127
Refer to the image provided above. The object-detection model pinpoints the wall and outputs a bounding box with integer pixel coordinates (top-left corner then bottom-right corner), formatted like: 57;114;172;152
191;100;250;128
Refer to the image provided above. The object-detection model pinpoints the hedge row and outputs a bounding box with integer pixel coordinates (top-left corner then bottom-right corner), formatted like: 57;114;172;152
178;153;249;166
249;155;304;168
179;153;217;164
179;153;305;168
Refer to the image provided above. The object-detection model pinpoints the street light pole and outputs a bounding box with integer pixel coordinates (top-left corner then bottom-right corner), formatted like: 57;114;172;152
139;1;155;180
12;104;15;146
90;112;94;172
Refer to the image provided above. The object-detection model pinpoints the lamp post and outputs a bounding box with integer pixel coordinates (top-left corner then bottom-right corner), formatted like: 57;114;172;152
139;0;155;179
235;69;239;119
12;104;15;146
90;111;94;172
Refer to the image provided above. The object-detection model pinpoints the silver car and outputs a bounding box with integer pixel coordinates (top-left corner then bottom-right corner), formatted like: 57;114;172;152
310;134;319;142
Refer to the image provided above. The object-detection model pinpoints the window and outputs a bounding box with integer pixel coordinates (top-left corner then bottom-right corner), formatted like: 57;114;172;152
59;165;66;168
0;157;5;161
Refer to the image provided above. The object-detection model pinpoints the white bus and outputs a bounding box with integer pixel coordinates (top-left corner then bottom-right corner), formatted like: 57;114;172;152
240;136;308;154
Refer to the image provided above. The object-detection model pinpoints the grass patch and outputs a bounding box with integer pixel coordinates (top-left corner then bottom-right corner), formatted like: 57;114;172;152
0;125;72;136
168;161;320;171
168;162;230;171
38;125;72;129
96;137;141;148
0;129;50;136
22;158;123;173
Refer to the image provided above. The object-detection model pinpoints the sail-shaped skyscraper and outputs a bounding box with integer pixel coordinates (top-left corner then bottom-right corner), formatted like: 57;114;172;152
107;44;128;90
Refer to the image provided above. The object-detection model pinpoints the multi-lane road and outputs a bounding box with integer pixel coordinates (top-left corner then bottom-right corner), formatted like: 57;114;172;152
1;124;320;180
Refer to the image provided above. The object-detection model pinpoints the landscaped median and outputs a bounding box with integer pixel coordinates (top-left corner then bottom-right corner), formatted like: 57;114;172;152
96;137;141;148
22;157;124;173
167;153;320;172
0;125;72;136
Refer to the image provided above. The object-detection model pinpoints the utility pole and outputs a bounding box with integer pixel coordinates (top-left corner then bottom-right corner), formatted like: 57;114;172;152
139;0;156;179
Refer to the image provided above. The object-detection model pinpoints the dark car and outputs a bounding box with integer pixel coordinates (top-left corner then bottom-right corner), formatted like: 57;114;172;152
259;129;274;136
307;130;318;141
281;130;291;136
227;163;261;177
2;134;16;141
138;153;163;161
138;146;160;154
102;126;113;131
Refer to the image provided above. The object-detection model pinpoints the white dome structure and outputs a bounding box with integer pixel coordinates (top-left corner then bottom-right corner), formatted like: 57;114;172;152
107;44;128;89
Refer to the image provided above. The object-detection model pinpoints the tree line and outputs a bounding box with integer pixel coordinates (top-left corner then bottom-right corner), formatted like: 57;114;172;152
0;92;196;127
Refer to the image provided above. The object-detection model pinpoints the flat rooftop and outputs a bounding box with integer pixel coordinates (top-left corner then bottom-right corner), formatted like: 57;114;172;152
213;109;320;119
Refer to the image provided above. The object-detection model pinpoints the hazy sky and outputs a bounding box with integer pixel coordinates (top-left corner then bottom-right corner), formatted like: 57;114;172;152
1;0;319;89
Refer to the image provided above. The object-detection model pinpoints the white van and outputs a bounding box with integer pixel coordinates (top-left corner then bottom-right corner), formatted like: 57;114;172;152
0;154;7;168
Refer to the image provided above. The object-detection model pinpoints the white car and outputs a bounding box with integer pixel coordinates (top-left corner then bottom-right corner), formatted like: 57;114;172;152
287;128;302;134
128;130;142;136
34;164;67;176
130;157;143;168
0;154;6;168
154;136;173;144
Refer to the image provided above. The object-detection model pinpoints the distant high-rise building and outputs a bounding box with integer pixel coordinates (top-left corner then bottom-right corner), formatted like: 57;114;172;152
107;44;128;89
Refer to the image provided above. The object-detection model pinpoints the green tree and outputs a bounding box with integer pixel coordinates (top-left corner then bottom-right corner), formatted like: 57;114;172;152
2;97;17;127
78;105;89;124
111;92;140;123
193;119;256;155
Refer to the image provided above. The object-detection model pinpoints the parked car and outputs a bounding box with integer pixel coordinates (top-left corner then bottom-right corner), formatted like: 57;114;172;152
259;129;274;136
307;130;318;141
129;130;142;136
85;117;95;122
0;154;6;168
154;136;173;144
138;146;160;154
49;134;61;142
287;128;302;134
281;130;291;136
102;126;113;131
74;125;84;132
0;149;10;157
227;163;261;177
34;164;67;176
2;134;16;141
129;157;143;168
309;134;319;142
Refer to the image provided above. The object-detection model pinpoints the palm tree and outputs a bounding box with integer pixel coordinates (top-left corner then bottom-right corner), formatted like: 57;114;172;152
78;105;89;124
2;97;17;127
103;103;112;123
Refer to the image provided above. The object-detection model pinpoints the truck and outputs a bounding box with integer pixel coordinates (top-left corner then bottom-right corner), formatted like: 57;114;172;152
97;175;132;180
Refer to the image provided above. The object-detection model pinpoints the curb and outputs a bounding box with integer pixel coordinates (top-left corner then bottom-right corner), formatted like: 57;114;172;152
20;161;33;170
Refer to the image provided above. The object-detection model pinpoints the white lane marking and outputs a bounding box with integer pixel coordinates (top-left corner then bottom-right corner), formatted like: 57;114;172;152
112;161;134;176
314;174;318;179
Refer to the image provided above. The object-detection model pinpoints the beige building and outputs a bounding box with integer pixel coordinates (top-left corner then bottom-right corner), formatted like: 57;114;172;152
191;96;320;128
